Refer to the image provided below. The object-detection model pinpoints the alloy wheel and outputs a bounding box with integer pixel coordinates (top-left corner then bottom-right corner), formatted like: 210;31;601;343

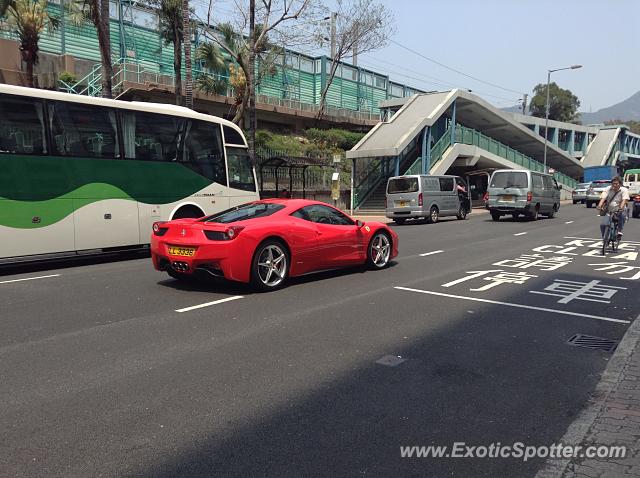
257;244;287;287
370;233;391;268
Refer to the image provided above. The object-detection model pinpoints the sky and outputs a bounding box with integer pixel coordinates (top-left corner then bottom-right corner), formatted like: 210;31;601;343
206;0;640;112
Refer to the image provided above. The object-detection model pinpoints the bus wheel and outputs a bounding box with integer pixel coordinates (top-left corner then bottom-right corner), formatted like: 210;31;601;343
173;205;205;219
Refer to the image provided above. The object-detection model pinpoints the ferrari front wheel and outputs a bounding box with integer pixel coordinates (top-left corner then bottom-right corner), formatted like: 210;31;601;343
251;240;290;291
367;232;392;269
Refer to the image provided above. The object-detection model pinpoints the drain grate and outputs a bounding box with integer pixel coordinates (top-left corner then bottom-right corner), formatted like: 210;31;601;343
567;334;618;352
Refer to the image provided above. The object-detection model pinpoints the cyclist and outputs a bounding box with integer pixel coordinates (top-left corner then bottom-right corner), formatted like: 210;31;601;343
596;176;629;238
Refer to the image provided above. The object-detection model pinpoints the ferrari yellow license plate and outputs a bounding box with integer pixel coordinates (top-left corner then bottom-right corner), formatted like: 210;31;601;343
398;200;409;207
501;195;514;202
168;246;196;257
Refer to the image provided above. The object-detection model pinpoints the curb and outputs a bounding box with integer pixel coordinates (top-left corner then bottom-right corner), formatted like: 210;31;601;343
535;313;640;478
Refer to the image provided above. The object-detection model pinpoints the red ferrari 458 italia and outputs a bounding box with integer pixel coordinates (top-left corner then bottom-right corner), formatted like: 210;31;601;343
151;199;399;290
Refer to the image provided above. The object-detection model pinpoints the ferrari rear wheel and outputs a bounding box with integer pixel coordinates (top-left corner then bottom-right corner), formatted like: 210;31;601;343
251;240;290;291
367;232;391;269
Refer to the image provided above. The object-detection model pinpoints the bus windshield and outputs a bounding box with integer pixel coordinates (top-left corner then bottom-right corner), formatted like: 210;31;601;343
226;147;256;191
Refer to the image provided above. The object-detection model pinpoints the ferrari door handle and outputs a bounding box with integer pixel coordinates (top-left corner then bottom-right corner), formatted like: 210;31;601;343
316;230;323;236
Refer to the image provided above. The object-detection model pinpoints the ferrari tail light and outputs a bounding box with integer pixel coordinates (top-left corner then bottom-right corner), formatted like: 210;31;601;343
225;225;245;240
152;221;168;236
526;191;532;202
418;192;423;207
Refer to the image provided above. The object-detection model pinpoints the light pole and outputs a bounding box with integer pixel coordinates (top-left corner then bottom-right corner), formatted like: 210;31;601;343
543;64;582;172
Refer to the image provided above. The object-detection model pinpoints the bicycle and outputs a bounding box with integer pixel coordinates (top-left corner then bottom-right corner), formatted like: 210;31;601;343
601;210;623;255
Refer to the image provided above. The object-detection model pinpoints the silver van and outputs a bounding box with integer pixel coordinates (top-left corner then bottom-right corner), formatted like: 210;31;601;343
486;169;561;221
385;174;470;225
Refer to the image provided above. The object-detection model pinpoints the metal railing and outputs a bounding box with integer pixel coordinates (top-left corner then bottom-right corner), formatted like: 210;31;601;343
402;124;577;188
404;126;453;175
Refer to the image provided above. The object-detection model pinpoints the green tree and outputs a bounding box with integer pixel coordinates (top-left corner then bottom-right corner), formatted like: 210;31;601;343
1;0;12;15
200;22;279;126
158;0;183;106
529;82;581;122
67;0;113;98
4;0;58;88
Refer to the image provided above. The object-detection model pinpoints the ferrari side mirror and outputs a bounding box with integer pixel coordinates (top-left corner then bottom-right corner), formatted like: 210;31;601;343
356;220;365;228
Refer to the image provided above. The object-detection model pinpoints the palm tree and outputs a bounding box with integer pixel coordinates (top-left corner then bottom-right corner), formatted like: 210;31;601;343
195;43;228;94
182;0;192;108
1;0;13;15
159;0;183;105
5;0;58;88
67;0;112;98
205;22;278;126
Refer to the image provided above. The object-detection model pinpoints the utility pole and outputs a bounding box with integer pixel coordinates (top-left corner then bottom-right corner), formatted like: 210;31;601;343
521;93;528;115
330;12;337;59
352;23;358;66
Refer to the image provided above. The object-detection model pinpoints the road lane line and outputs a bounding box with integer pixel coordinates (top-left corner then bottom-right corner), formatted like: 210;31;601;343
514;232;527;236
175;295;244;313
394;286;630;324
419;250;444;257
565;221;574;224
0;274;61;285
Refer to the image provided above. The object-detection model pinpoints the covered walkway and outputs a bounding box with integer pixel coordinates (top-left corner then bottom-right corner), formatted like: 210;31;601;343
347;89;584;212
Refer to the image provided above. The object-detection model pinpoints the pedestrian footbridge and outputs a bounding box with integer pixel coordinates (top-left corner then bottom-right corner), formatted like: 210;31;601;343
581;125;640;169
346;89;593;213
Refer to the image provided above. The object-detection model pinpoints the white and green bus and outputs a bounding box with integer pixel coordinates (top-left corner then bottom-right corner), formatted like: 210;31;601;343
0;84;259;263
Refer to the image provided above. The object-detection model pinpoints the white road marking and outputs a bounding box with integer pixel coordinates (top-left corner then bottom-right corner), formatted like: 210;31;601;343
565;236;640;245
175;295;244;313
394;286;630;324
0;274;61;285
514;232;527;236
565;221;574;224
419;250;444;257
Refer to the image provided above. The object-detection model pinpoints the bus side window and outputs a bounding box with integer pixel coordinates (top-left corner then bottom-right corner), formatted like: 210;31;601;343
0;94;47;155
182;120;226;185
48;101;119;159
121;111;183;161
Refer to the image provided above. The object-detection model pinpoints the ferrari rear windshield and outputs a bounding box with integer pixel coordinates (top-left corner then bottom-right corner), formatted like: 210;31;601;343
204;203;284;223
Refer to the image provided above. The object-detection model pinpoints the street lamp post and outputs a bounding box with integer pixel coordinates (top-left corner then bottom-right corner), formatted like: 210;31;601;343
543;64;582;172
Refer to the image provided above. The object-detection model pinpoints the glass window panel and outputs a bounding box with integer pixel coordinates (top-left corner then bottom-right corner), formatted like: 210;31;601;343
121;110;183;161
0;94;47;155
226;146;256;191
183;120;226;184
49;101;118;159
223;125;246;145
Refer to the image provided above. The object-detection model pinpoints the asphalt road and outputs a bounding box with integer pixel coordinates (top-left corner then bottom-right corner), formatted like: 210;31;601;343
1;205;639;478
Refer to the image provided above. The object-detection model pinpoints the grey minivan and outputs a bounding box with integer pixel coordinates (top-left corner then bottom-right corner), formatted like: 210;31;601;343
385;174;470;225
486;169;561;221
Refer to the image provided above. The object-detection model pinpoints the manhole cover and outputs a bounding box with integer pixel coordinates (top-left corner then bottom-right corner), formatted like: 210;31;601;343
376;355;406;367
567;334;618;352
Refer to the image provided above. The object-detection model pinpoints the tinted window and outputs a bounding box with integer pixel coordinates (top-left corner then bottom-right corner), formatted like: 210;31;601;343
182;120;226;184
423;177;440;192
0;94;47;154
121;110;183;161
388;177;418;194
205;202;283;223
226;147;256;191
491;172;528;188
49;101;119;158
532;174;543;188
542;176;554;189
439;177;454;192
223;125;245;145
297;205;354;225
